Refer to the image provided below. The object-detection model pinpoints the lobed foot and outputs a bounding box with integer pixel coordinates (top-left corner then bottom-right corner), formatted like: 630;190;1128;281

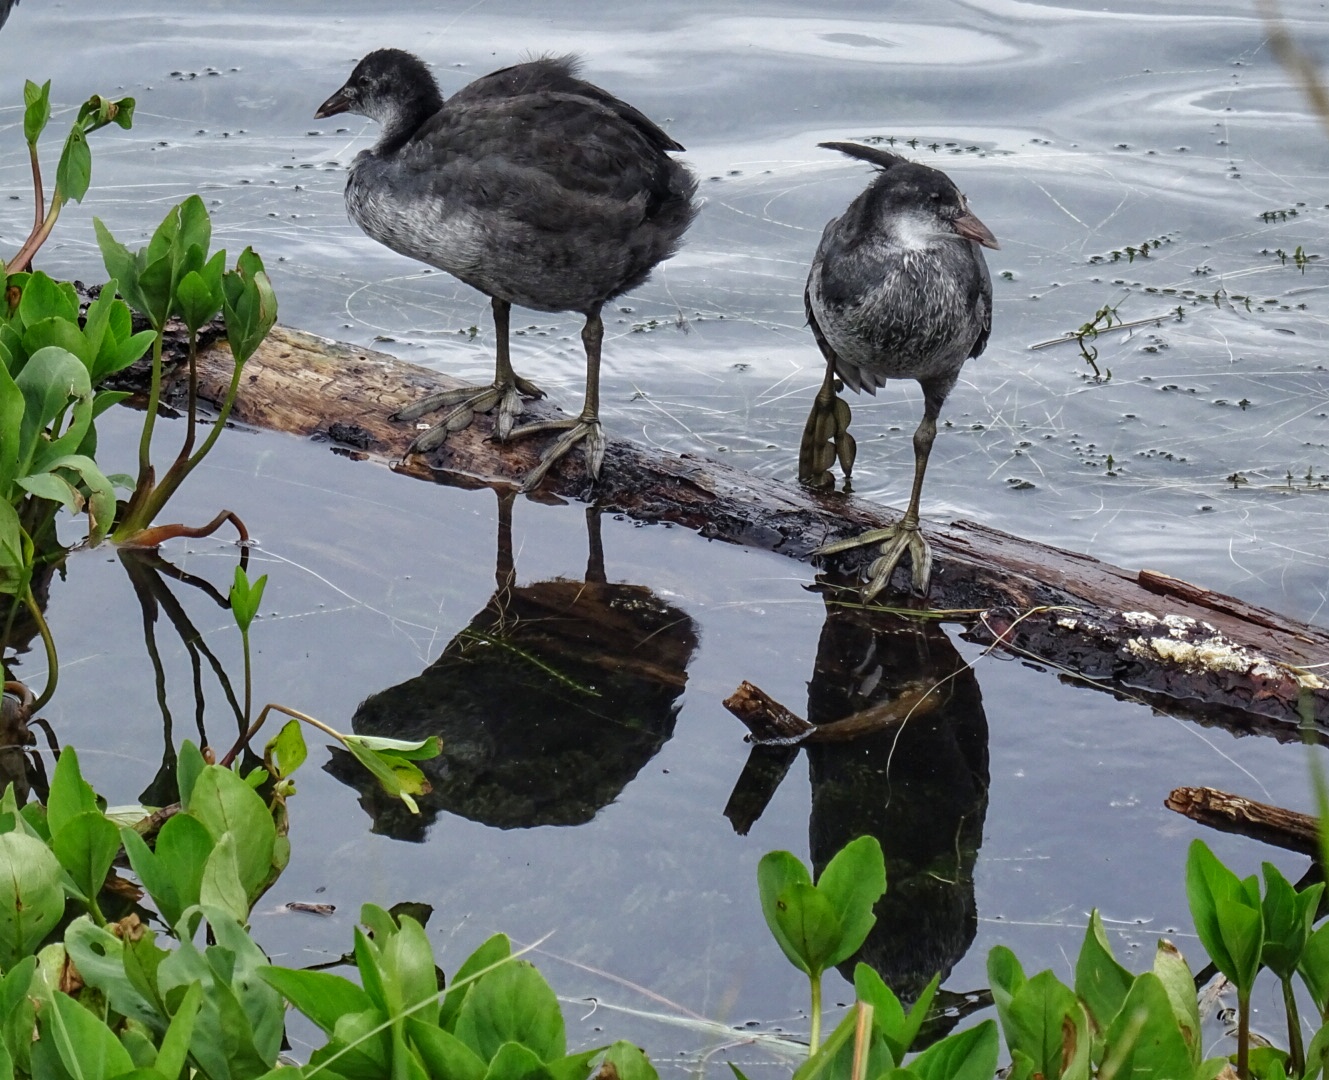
798;384;856;488
813;521;934;600
396;375;545;454
513;417;606;493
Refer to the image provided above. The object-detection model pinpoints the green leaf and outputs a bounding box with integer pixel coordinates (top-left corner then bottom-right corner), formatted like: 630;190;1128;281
261;966;374;1036
48;746;104;840
136;254;175;330
0;830;64;967
1074;909;1134;1032
342;736;434;814
188;763;277;903
1300;923;1329;1014
121;812;213;928
908;1019;999;1080
265;719;307;781
1215;895;1264;992
409;1020;488;1080
816;835;885;966
56;126;93;205
41;988;136;1080
380;910;441;1027
50;809;120;906
757;850;816;975
1005;970;1089;1080
222;248;278;365
454;960;566;1064
230;566;266;633
1152;939;1202;1066
1186;839;1260;991
175;268;222;335
595;1042;659;1080
177;740;206;811
63;917;160;1029
199;831;250;923
442;933;512;1031
155;980;203;1079
482;1041;545;1080
22;80;50;146
1099;972;1195;1080
1261;863;1321;980
93;219;148;318
18;271;80;328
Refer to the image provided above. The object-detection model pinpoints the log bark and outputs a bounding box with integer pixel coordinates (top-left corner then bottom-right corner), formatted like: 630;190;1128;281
115;324;1329;733
1165;786;1322;857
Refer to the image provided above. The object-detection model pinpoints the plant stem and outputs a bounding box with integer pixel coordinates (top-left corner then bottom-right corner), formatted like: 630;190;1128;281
24;588;57;711
1237;986;1250;1080
240;626;252;727
116;329;165;537
1283;976;1305;1077
809;971;823;1056
5;193;64;274
28;141;44;235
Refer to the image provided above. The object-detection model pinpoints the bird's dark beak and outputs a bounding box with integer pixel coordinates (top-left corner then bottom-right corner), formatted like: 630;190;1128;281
314;85;352;120
954;210;999;250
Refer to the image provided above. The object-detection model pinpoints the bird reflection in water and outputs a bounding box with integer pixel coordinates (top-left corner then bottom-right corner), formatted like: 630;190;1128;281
726;594;988;1005
327;493;699;840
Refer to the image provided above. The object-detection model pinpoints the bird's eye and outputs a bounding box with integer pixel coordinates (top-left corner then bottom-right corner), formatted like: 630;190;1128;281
356;75;370;88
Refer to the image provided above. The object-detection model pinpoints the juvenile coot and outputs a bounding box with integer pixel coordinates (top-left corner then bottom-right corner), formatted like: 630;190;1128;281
316;49;698;491
799;142;997;598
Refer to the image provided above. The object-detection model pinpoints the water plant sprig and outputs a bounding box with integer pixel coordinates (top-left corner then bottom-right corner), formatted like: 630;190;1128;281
757;835;886;1054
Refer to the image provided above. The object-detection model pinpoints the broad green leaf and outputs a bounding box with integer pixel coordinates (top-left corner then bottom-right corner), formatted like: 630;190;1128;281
261;966;374;1035
56;126;93;204
22;80;50;146
121;812;213;928
772;880;842;975
136;254;175;330
595;1042;659;1080
230;566;266;632
0;364;23;496
757;850;816;975
1099;972;1195;1080
177;740;206;811
409;1020;487;1080
265;719;307;781
1152;939;1202;1065
40;988;136;1080
455;960;566;1063
20;316;89;367
63;917;160;1029
1005;969;1090;1080
987;944;1027;1042
17;273;80;334
342;737;433;814
48;745;101;839
1301;923;1329;1013
442;933;512;1031
1215;894;1264;992
482;1041;545;1080
94;219;148;317
1262;863;1321;980
0;831;63;967
199;831;250;923
175;268;222;335
155;981;203;1079
188;764;277;902
908;1019;999;1080
380;911;441;1027
816;835;885;966
1075;909;1134;1032
50;809;120;905
342;733;443;760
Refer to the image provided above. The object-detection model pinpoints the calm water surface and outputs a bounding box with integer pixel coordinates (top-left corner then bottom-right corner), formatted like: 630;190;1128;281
3;0;1329;1069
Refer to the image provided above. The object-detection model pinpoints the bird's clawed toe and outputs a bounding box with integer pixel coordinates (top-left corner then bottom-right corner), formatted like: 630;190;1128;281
813;522;933;600
518;419;604;493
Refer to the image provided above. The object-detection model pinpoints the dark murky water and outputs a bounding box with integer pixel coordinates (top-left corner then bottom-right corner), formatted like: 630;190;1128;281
3;0;1329;1069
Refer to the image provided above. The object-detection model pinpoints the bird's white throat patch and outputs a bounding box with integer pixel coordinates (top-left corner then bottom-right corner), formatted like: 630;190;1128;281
890;210;949;251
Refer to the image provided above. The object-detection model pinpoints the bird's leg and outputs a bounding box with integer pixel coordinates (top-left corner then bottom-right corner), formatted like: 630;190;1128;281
814;393;943;599
396;298;545;453
512;307;607;493
798;356;856;488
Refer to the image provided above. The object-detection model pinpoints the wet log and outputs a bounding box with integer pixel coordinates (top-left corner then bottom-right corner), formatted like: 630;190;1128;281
116;325;1329;733
1165;786;1321;857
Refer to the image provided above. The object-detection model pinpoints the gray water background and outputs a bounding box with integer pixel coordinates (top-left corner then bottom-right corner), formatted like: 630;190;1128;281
2;0;1328;1070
